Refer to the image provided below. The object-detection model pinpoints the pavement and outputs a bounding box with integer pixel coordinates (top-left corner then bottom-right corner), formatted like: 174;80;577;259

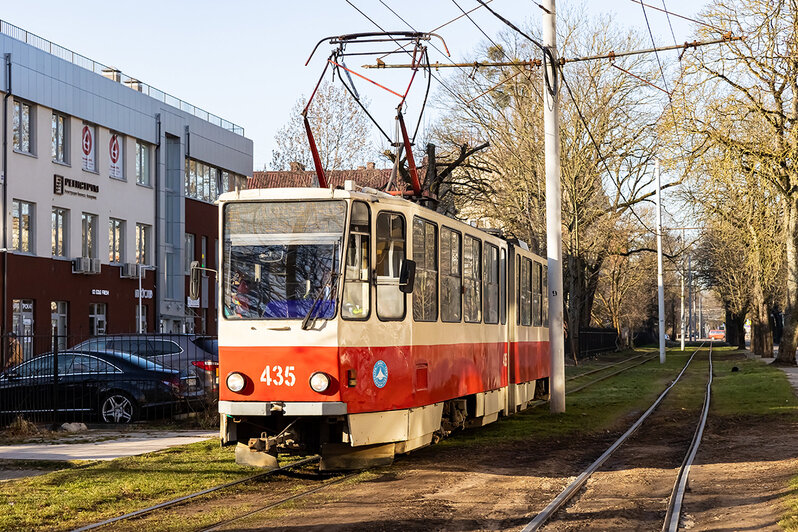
755;351;798;393
0;430;217;462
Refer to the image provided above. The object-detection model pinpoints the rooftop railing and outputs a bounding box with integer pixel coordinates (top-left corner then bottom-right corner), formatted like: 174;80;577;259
0;19;245;136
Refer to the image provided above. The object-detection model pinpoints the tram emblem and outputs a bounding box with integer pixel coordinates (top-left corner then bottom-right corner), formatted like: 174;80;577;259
373;360;388;388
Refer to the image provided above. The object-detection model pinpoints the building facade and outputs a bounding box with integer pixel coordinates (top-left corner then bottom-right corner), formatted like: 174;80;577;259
0;21;252;355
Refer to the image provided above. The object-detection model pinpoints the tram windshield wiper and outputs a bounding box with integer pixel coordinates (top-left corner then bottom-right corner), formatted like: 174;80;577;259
301;271;340;330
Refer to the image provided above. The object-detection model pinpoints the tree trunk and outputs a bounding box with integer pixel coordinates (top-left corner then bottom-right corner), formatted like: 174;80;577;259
777;198;798;365
749;259;773;358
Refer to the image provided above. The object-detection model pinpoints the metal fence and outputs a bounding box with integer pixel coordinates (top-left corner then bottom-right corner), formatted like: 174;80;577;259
566;328;620;359
0;333;218;427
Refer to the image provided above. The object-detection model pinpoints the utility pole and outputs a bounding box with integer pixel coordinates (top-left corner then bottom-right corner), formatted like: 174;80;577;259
656;159;666;363
680;269;686;351
543;0;565;414
688;256;693;341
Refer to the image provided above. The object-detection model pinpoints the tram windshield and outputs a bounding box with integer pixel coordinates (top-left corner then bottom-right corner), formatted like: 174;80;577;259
222;201;346;320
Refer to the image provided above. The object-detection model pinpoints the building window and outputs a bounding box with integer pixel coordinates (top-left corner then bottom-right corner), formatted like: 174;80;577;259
12;200;34;253
51;301;68;351
81;123;96;172
12;299;34;359
13;100;33;154
375;211;406;320
109;218;125;263
185;158;224;202
52;207;68;257
82;213;98;258
185;233;195;273
135;141;150;186
412;217;438;322
136;223;150;265
440;227;462;323
52;112;68;163
89;303;107;336
109;133;124;179
463;235;482;323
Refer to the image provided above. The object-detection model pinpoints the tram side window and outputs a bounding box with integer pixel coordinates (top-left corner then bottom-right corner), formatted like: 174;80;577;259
542;264;549;325
463;235;482;323
412;217;438;322
343;201;370;320
483;243;499;324
500;248;507;325
375;212;406;320
533;261;543;326
520;257;532;326
440;227;462;322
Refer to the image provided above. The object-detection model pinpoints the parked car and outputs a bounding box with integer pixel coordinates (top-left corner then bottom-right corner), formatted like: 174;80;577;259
71;335;219;401
0;350;183;423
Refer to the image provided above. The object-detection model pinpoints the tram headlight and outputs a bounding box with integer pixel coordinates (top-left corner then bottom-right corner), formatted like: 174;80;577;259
226;372;246;393
309;371;331;393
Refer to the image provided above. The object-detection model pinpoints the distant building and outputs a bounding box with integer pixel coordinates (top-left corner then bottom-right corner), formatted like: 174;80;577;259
0;21;252;353
250;162;392;190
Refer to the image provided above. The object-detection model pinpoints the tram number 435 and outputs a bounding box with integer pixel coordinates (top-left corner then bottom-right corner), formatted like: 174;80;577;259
260;365;296;386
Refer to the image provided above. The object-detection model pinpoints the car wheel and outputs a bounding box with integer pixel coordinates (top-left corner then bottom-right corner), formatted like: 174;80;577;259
100;392;138;424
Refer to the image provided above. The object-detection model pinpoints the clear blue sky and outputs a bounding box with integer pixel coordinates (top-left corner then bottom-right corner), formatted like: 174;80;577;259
1;1;703;172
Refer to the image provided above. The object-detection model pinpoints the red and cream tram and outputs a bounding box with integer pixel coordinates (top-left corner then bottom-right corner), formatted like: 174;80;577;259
216;182;550;469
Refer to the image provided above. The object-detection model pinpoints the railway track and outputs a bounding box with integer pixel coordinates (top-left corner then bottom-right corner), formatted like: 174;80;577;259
521;343;713;531
72;455;325;531
72;350;667;532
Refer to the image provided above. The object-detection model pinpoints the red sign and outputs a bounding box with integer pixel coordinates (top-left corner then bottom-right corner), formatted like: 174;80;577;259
109;135;120;163
82;126;92;155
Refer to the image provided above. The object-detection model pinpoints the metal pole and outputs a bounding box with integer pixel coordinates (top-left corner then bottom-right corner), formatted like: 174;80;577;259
138;266;143;333
656;159;666;363
688;256;693;341
543;0;565;414
680;269;685;351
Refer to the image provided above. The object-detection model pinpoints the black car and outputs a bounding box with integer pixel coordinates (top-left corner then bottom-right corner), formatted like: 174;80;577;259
71;335;219;401
0;350;183;424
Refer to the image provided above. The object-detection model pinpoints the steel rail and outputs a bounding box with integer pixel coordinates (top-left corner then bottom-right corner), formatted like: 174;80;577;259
200;472;357;531
566;353;649;382
662;343;713;532
71;455;321;531
521;344;707;531
566;355;659;395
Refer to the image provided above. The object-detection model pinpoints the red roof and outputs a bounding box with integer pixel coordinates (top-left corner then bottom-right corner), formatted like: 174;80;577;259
248;166;429;191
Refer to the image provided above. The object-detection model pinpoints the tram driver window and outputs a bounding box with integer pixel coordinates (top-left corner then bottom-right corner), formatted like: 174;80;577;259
343;201;370;320
542;264;549;324
375;212;406;320
440;227;462;322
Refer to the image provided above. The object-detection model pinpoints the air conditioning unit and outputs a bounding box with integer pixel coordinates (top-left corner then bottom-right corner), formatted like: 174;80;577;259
89;258;102;274
72;257;90;274
121;263;139;278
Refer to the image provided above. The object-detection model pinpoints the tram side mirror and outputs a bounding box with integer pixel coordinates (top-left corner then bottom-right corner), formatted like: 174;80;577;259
399;259;416;294
189;261;201;300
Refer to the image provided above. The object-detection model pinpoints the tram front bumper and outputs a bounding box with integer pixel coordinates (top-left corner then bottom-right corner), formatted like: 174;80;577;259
219;400;348;417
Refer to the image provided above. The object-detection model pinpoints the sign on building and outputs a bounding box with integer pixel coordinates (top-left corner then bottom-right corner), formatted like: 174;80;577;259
109;134;123;179
82;124;95;172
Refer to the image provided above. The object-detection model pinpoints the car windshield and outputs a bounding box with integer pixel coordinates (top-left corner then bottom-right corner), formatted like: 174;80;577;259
223;201;345;320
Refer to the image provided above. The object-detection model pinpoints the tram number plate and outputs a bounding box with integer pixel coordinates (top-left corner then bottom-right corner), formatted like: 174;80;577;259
260;365;296;386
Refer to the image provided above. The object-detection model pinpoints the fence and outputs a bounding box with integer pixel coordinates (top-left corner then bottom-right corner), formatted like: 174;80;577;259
0;333;218;427
565;328;620;359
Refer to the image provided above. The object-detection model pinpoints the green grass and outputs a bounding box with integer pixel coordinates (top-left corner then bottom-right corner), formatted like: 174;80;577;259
1;347;796;531
0;439;259;531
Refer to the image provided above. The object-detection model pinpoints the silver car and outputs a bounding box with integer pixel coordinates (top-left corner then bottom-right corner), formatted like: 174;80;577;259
71;335;218;402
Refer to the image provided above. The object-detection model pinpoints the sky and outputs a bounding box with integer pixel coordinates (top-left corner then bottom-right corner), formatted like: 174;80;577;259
1;0;705;172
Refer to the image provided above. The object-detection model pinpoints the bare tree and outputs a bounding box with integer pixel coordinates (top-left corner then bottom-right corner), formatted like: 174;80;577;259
432;9;674;356
270;81;376;171
676;0;798;364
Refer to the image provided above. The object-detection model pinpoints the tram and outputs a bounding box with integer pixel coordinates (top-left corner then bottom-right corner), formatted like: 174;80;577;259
213;182;550;469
